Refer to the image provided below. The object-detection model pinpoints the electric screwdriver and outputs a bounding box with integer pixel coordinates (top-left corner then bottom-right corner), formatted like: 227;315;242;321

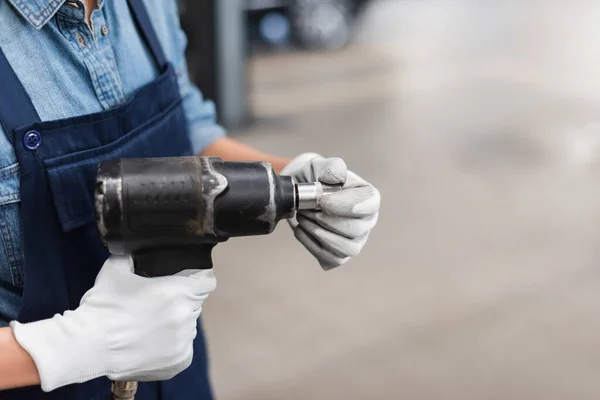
94;156;340;400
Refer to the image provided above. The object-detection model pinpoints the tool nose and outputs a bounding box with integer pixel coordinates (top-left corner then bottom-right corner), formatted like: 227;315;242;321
295;182;342;211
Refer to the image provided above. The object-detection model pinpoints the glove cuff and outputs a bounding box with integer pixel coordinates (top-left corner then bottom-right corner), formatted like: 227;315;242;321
11;311;109;392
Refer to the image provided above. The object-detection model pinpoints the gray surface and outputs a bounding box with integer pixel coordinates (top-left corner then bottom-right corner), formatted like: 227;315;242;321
203;1;600;398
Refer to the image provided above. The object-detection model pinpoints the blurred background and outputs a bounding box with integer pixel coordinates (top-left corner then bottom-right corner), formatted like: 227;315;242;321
181;1;600;399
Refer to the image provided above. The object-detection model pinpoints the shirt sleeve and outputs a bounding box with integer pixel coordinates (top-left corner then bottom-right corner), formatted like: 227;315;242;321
169;3;227;155
176;54;227;155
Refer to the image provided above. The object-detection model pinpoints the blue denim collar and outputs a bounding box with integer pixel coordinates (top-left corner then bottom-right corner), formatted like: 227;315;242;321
7;0;105;29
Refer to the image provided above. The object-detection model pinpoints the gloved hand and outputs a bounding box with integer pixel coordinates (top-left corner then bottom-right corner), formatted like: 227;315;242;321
282;153;380;270
10;255;216;392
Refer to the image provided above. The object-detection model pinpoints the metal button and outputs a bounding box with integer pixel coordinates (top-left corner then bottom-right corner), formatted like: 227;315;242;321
101;25;109;36
76;32;85;47
24;131;42;150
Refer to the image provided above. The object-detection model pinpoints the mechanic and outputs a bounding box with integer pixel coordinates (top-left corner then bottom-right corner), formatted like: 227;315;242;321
0;0;380;399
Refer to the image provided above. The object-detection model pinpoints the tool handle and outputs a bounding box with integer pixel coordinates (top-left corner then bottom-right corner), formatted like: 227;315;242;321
132;244;216;277
111;245;215;399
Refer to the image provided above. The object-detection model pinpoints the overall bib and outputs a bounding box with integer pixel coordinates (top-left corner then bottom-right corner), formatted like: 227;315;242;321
0;1;213;399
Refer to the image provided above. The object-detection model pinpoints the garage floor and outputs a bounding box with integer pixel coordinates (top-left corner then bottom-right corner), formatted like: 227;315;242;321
203;1;600;399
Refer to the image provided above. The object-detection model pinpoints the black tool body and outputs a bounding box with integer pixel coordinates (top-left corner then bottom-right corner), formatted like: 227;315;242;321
96;157;296;277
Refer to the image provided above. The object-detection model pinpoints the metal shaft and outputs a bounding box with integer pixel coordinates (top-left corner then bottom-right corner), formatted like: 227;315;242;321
295;182;342;211
112;381;138;400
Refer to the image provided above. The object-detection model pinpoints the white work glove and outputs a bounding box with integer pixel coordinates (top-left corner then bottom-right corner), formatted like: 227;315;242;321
282;153;380;270
10;255;216;392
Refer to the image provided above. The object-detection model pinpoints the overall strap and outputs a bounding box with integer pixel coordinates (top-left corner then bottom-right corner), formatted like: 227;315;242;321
127;0;168;70
0;49;41;143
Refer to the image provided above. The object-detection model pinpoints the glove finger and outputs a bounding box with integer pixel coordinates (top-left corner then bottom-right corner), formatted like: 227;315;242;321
294;226;350;270
313;157;347;185
295;154;324;184
320;186;381;218
342;170;368;189
297;216;369;258
298;211;378;239
281;152;321;182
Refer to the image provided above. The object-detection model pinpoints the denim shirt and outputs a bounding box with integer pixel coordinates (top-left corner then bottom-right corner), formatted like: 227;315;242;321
0;0;226;325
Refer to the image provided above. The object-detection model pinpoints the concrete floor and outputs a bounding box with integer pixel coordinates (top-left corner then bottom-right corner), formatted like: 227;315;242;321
203;1;600;398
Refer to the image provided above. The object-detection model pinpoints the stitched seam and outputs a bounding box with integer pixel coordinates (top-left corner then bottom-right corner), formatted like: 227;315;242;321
0;205;24;287
0;195;19;206
99;47;127;105
7;221;24;287
0;164;19;179
13;0;64;27
81;28;118;109
0;164;20;205
83;43;114;109
89;39;123;107
93;8;127;104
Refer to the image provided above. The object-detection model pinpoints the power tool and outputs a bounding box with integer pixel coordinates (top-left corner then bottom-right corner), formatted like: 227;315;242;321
94;156;340;399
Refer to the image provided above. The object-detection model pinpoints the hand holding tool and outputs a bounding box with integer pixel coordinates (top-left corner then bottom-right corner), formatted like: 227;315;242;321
282;153;380;269
9;256;215;393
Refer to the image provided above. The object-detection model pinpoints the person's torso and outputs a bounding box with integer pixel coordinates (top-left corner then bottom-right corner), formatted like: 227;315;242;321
0;1;215;398
0;0;189;324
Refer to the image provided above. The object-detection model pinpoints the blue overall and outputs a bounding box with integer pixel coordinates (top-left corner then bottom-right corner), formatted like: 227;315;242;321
0;1;213;399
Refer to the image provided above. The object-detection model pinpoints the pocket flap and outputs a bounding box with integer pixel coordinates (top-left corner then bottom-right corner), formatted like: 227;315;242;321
45;162;97;232
42;100;191;233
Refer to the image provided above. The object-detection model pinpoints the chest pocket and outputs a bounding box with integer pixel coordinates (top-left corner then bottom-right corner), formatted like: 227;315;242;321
0;163;24;288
